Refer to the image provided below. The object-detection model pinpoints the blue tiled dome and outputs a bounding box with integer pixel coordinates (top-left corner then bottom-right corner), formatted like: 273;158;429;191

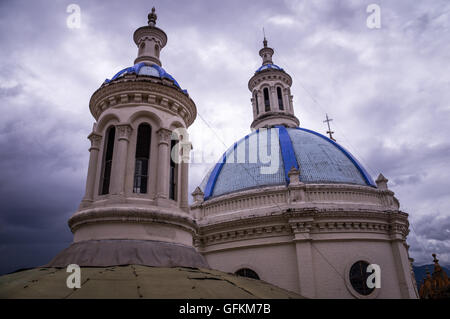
200;126;376;200
255;63;284;73
103;62;188;94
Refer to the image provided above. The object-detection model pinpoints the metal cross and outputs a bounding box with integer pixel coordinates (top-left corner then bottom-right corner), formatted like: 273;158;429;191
323;113;336;141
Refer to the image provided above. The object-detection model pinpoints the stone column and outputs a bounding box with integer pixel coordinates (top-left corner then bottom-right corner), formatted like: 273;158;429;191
283;88;291;113
110;123;132;196
80;132;102;206
251;97;256;118
390;220;419;298
270;86;277;111
292;220;316;298
156;128;172;200
289;93;294;113
179;142;191;212
257;90;264;115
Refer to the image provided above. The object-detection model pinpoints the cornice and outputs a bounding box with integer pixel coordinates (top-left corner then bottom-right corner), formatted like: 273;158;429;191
89;78;197;127
69;206;197;234
195;208;410;247
248;69;293;91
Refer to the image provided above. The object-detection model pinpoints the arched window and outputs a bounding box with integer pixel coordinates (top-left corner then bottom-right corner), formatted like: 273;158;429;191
155;44;160;57
254;91;259;115
263;88;270;112
133;123;151;193
235;268;260;280
169;139;178;200
100;126;115;195
139;42;145;55
277;87;284;110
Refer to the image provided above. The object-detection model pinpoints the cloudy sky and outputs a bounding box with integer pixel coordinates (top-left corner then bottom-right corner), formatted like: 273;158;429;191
0;0;449;275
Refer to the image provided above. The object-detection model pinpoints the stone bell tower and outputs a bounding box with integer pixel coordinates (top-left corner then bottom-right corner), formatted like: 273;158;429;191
48;8;207;268
248;37;299;129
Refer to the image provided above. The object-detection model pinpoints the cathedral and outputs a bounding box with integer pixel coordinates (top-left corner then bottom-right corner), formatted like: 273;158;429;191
0;9;418;299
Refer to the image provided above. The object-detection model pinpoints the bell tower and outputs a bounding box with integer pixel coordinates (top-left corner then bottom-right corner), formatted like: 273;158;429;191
48;9;207;269
248;37;299;129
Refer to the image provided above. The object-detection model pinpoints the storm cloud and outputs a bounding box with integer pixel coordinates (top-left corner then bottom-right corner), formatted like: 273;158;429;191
0;0;449;274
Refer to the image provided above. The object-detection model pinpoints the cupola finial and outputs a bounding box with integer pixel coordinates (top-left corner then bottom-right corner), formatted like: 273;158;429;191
263;27;268;48
148;7;157;26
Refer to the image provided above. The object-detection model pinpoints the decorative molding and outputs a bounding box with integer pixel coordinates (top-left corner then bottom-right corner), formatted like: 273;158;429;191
89;80;197;127
69;206;197;234
195;209;410;248
248;69;293;91
87;132;102;151
157;128;172;144
116;123;133;141
192;183;400;220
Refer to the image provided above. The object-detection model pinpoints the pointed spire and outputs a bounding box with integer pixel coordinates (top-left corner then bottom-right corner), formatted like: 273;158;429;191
263;27;268;47
192;186;204;204
148;7;157;26
259;30;274;65
133;8;167;66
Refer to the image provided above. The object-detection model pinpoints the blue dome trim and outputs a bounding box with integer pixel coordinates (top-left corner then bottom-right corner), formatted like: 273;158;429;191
203;131;258;200
295;127;376;187
103;63;184;91
275;125;299;184
255;63;284;74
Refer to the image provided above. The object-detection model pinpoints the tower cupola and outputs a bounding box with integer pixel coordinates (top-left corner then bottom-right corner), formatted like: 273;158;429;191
248;38;299;130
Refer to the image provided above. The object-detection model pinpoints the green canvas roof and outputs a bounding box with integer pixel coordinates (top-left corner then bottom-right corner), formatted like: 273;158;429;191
0;265;304;299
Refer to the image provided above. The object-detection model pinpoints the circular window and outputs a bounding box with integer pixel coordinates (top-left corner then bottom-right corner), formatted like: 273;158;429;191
235;268;260;280
349;261;375;296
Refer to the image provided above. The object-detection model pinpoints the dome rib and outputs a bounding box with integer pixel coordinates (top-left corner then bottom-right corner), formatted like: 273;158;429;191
276;125;299;184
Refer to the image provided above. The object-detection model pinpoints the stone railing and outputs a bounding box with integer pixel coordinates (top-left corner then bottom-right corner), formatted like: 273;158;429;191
191;183;399;221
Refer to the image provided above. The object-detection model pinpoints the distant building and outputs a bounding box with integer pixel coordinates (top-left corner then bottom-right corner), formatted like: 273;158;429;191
419;254;450;299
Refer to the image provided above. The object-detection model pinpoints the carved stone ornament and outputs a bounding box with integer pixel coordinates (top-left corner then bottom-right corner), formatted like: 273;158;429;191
88;132;102;150
116;124;133;140
157;128;172;144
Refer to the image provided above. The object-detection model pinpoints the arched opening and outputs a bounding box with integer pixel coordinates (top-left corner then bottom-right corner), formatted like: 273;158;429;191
169;138;178;201
235;268;260;280
254;91;259;115
154;44;160;57
277;87;284;110
139;42;145;55
263;88;270;112
100;126;116;195
133;123;151;194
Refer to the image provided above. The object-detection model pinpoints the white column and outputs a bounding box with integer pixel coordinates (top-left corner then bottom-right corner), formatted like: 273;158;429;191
179;143;191;212
257;90;264;115
283;88;291;113
251;97;256;118
270;86;277;111
110;123;132;196
156;128;172;200
390;223;419;298
80;132;102;206
292;220;316;298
